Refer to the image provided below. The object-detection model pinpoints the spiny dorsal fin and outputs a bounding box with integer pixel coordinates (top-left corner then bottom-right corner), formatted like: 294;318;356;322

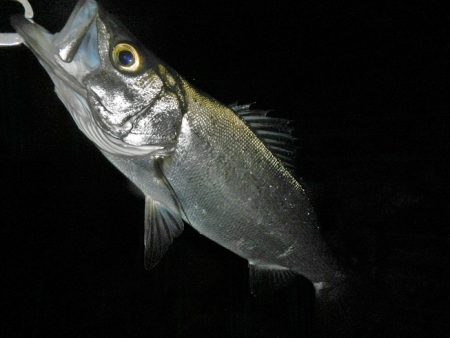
144;196;184;270
230;103;297;170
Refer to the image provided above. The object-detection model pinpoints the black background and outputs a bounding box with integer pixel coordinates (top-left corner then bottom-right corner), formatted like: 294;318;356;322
0;0;448;337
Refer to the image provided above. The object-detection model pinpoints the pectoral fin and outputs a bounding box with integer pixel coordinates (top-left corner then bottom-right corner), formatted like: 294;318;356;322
144;195;184;270
248;263;297;295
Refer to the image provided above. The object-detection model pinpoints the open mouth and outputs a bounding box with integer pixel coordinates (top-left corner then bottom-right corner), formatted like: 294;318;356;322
10;0;99;95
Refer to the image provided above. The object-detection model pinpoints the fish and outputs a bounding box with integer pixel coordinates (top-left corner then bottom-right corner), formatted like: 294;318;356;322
10;0;345;296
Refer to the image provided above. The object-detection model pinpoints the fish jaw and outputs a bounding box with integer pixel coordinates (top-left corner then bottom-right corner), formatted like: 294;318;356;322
10;0;99;95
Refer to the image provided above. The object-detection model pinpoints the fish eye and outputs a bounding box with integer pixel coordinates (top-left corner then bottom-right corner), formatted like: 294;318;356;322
111;43;142;73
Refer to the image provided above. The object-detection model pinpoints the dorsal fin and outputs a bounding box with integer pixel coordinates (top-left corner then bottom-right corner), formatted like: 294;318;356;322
230;103;297;170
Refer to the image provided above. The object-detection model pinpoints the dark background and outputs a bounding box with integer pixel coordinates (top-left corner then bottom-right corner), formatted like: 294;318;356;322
0;0;448;337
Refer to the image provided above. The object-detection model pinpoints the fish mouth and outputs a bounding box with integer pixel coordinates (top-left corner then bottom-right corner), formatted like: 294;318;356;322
10;0;99;95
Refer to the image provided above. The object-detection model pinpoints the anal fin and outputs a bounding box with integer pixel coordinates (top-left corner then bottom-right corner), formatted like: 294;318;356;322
248;263;297;295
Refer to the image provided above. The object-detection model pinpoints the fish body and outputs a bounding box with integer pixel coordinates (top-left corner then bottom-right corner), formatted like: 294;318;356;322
162;80;338;282
10;0;342;291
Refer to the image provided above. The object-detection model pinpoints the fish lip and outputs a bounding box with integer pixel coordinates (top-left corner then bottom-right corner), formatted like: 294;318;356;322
52;0;99;62
10;14;54;64
10;14;86;95
9;14;50;47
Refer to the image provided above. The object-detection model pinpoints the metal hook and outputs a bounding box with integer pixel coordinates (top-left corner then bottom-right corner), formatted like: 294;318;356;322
0;0;34;47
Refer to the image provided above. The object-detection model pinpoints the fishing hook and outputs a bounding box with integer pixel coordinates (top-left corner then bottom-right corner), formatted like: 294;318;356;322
0;0;34;47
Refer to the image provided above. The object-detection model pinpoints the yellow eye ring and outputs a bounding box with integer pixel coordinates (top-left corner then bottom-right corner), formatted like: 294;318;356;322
111;43;142;73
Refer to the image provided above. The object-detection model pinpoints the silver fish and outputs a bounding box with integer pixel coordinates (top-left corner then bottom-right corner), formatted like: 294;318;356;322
10;0;343;293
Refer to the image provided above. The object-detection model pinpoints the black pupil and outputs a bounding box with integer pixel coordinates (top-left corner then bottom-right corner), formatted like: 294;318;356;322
118;50;134;66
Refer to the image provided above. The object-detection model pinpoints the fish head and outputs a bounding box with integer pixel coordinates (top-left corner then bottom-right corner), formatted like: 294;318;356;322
11;0;184;156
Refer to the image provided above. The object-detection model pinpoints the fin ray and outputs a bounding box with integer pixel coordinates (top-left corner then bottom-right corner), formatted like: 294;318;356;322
230;103;298;171
248;263;297;295
144;196;184;269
